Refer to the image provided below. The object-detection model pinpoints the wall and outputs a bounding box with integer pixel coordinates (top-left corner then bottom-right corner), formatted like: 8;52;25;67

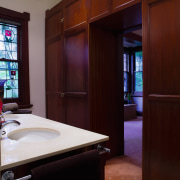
133;97;143;114
0;0;62;117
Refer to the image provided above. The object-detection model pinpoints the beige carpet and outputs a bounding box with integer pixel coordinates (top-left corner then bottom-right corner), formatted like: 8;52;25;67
105;117;142;180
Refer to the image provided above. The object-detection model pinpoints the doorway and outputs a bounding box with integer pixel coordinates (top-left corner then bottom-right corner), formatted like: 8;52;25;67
89;2;142;158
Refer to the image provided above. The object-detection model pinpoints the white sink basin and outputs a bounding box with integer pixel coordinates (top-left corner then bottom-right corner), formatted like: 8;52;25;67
7;128;60;143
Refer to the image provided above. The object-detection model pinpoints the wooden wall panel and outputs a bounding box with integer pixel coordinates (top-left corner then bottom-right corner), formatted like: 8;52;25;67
142;0;180;179
64;29;87;92
46;40;63;93
65;97;88;129
148;0;180;95
64;0;87;31
147;99;180;179
46;2;63;38
46;11;63;38
46;94;64;123
88;0;111;22
89;25;124;157
112;0;141;12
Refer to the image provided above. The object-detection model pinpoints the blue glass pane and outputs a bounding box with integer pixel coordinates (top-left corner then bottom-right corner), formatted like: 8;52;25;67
0;61;19;99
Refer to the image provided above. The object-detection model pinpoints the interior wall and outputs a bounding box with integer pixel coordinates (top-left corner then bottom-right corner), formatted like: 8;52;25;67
133;97;143;114
0;0;62;117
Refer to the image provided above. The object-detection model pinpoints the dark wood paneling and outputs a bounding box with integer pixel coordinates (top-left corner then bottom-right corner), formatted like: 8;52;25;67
46;94;64;122
65;97;88;129
45;30;64;123
142;0;180;179
63;26;88;129
148;101;180;179
91;3;142;32
64;0;87;31
46;11;63;38
64;28;87;92
88;0;111;22
46;39;63;93
112;0;142;12
89;25;124;157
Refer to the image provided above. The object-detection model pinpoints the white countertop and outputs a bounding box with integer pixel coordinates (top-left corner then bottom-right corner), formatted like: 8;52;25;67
0;114;109;171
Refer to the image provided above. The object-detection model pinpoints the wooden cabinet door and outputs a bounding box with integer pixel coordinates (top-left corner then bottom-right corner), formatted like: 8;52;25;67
46;0;88;129
63;26;89;129
88;0;111;22
112;0;141;12
45;3;65;123
46;3;63;38
143;0;180;179
63;0;88;31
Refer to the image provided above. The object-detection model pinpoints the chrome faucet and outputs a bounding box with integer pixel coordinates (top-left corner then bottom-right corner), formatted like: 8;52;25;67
0;111;20;138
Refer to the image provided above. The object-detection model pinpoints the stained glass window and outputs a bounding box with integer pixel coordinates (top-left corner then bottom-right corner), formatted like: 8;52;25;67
0;22;20;99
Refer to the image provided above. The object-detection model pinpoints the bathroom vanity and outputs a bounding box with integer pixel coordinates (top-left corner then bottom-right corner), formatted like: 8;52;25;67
0;114;109;179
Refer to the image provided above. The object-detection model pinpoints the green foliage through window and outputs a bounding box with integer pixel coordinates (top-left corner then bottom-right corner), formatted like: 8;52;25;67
134;51;143;91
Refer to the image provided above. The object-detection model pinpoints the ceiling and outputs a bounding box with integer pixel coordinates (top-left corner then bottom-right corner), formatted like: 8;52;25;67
123;29;142;48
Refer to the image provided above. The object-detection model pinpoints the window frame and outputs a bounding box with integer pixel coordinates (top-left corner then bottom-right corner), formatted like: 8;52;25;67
0;7;32;108
123;52;130;93
123;46;143;97
133;49;143;97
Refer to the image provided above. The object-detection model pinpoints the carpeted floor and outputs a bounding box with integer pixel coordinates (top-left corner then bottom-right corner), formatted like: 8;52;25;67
105;116;142;180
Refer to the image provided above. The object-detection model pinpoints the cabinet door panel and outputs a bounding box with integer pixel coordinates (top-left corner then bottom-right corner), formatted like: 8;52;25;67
143;0;180;179
46;40;63;93
64;28;88;129
112;0;141;12
46;4;63;38
64;29;87;92
88;0;111;21
46;38;64;123
46;95;64;123
65;97;88;129
64;0;87;31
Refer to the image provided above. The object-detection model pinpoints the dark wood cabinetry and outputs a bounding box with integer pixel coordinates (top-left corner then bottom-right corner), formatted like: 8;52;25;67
45;0;88;128
46;1;180;179
112;0;141;12
143;0;180;179
88;0;142;22
88;0;111;21
46;2;64;123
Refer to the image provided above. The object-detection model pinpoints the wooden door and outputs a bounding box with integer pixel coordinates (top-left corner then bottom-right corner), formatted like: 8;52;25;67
142;0;180;179
45;3;65;123
46;0;89;129
63;26;89;129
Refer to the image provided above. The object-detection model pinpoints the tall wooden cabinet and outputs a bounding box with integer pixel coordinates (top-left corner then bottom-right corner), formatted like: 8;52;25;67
142;0;180;179
45;0;89;129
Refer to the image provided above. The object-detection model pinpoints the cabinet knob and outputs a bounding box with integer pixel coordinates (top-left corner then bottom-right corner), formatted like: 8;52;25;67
61;93;65;97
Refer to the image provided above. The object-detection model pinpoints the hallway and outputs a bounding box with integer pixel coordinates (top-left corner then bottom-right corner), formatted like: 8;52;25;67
105;117;142;180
